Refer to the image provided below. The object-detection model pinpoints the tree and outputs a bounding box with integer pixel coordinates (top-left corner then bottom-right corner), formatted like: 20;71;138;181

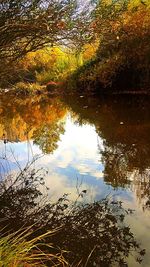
0;0;93;85
0;1;67;59
76;0;150;90
0;0;93;60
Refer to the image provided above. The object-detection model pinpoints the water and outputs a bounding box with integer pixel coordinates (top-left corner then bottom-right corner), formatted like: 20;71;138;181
0;92;150;266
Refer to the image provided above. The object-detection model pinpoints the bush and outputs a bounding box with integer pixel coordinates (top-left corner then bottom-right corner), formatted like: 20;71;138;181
14;82;43;95
0;160;145;266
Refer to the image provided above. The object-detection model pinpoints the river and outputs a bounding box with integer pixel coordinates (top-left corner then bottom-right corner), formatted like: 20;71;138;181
0;92;150;266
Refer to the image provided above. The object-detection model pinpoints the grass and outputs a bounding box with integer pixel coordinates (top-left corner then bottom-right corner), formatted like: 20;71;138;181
0;227;68;267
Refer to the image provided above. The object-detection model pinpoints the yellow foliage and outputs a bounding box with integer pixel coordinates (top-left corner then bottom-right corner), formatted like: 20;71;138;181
128;0;150;9
82;40;99;61
18;46;83;84
0;95;67;143
19;47;67;71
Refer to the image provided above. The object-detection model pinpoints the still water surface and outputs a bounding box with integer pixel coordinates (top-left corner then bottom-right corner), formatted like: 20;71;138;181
0;93;150;266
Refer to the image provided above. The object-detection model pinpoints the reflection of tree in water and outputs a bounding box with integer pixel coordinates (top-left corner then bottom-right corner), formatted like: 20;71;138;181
33;121;65;154
97;102;150;206
100;142;131;188
0;94;66;153
63;94;150;204
99;120;150;188
0;162;145;266
130;169;150;211
100;139;150;189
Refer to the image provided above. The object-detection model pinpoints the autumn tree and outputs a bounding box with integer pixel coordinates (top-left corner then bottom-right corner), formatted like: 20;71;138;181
0;0;92;85
75;0;150;90
0;0;80;59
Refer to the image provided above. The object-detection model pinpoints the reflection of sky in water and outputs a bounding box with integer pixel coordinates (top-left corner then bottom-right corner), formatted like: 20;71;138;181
0;141;33;175
0;115;130;202
0;115;150;266
0;116;147;201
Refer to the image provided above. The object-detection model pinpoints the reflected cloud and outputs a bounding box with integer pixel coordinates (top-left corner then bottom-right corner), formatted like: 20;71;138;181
0;116;107;201
33;117;106;199
45;172;99;203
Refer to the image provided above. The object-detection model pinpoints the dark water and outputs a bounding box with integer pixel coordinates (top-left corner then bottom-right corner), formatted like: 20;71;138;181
0;92;150;266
